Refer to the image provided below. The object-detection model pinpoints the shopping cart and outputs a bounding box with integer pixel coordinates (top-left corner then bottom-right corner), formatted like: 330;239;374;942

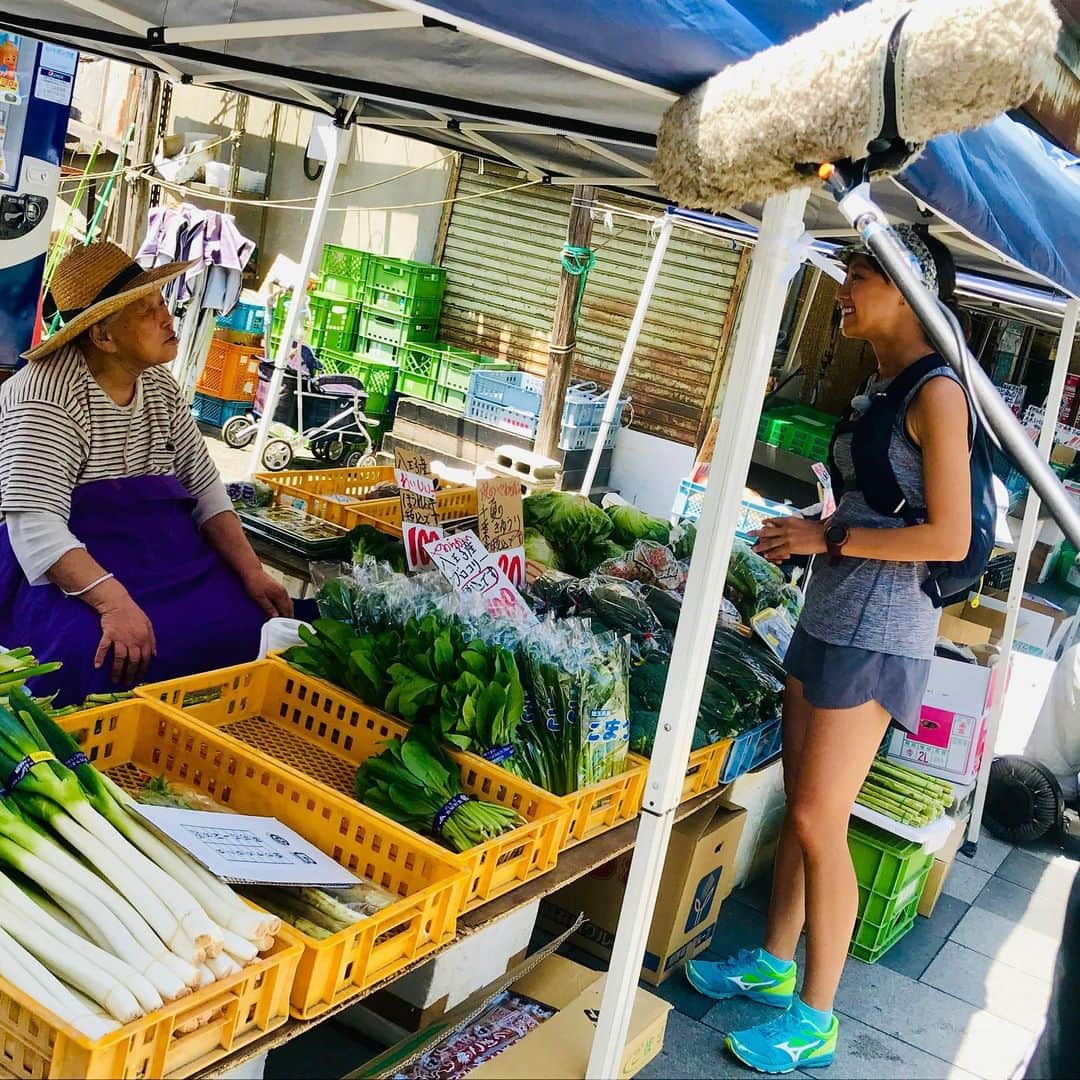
221;346;380;471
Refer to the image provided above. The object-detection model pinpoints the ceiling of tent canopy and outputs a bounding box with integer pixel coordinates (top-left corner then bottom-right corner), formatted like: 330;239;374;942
4;0;1079;297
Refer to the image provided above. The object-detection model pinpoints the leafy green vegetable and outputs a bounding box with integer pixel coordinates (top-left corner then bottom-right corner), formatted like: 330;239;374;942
670;521;697;560
354;730;525;852
579;539;627;575
605;504;670;546
348;524;407;572
524;527;562;570
523;492;612;551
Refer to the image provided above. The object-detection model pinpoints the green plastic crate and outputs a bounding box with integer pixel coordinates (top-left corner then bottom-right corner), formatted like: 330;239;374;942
365;256;447;300
365;284;442;321
320;243;370;287
269;291;312;346
354;335;401;366
757;403;837;460
847;820;934;961
318;348;399;416
308;293;362;355
359;309;438;348
438;349;514;399
398;344;442;401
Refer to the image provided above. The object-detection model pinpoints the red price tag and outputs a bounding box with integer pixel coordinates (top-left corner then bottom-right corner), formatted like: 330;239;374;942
495;547;525;589
403;522;445;571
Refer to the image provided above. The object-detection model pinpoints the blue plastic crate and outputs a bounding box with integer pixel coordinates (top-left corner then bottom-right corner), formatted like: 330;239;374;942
558;420;619;452
717;716;783;783
192;391;251;428
215;301;266;335
671;479;707;521
466;370;616;428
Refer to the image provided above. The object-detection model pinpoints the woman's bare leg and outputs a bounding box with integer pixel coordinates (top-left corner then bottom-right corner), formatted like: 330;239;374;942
763;677;812;962
789;700;891;1012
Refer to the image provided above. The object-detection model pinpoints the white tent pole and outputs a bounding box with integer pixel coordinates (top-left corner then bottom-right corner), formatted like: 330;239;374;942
248;123;350;477
966;295;1079;847
586;188;810;1080
579;213;674;496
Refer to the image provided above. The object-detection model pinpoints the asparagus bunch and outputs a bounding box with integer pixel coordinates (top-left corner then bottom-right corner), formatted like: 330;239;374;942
857;758;954;827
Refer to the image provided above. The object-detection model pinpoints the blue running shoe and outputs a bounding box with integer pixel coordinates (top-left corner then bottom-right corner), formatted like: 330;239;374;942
684;947;796;1008
725;996;838;1074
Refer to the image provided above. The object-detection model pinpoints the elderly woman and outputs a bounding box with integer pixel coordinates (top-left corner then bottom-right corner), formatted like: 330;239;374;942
0;241;291;703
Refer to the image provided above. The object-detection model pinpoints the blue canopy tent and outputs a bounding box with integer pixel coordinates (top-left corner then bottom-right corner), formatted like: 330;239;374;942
6;2;1079;1073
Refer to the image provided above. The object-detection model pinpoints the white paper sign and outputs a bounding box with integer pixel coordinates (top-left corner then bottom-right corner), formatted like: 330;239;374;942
394;468;437;500
811;462;837;519
424;530;537;624
132;805;359;887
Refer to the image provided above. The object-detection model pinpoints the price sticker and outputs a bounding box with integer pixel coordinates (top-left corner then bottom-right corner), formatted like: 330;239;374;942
811;462;836;519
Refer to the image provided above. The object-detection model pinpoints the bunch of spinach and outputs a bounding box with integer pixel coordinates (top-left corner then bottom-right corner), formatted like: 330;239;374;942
354;730;525;852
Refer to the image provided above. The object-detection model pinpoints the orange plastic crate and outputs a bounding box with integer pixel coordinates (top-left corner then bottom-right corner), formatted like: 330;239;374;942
137;662;568;916
196;338;263;402
344;486;479;536
62;698;465;1024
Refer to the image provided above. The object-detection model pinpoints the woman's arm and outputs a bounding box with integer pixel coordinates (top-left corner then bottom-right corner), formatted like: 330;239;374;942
754;378;972;564
46;549;156;686
199;509;293;618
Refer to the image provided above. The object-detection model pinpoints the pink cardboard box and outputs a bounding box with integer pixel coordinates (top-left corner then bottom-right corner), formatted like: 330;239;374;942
885;657;1000;784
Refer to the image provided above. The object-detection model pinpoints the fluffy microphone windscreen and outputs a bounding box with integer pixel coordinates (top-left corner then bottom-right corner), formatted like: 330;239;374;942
654;0;1060;213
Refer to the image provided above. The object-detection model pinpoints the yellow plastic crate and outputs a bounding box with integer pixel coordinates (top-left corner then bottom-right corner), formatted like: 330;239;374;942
681;740;732;803
137;662;568;916
65;699;465;1023
344;486;479;536
558;759;647;847
0;702;304;1079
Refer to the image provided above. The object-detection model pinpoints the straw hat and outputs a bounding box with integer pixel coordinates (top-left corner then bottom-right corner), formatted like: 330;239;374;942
24;242;195;361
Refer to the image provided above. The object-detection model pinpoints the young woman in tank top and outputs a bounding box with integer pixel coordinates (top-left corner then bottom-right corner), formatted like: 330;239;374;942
684;227;973;1073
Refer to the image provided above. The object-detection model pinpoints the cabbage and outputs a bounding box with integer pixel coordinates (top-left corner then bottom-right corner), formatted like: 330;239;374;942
524;527;562;570
606;504;670;546
670;521;697;560
580;539;627;574
523;492;612;550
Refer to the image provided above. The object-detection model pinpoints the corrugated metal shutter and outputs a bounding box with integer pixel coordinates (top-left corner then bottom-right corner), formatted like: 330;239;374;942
437;159;746;446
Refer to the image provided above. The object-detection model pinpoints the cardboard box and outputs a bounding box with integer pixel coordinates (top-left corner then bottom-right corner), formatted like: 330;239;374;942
724;756;787;889
886;656;1000;784
953;592;1069;656
340;902;538;1038
918;816;968;917
539;804;747;985
357;955;670;1080
939;607;993;647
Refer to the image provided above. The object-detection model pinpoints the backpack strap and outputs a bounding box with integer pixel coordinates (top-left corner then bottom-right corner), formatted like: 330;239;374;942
852;355;950;525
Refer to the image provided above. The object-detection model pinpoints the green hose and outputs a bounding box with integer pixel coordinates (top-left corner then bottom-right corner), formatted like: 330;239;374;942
560;244;596;326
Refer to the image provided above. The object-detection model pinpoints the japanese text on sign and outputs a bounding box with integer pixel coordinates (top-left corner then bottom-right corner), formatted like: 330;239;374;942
424;530;537;624
403;522;445;572
476;477;525;553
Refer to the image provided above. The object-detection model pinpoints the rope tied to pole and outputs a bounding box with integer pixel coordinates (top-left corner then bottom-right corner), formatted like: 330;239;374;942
560;244;596;327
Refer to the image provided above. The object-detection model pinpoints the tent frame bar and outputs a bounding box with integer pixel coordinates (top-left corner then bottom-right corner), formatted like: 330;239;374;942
159;12;422;45
966;295;1080;847
586;189;811;1078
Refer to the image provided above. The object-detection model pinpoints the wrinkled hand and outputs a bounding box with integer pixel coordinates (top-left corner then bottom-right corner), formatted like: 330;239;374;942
751;515;828;564
242;568;293;619
93;586;157;685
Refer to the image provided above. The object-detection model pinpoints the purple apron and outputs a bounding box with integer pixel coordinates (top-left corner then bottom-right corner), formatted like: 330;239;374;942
0;475;267;704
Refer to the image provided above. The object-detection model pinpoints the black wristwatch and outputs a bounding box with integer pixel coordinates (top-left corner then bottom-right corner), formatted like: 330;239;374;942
825;523;850;565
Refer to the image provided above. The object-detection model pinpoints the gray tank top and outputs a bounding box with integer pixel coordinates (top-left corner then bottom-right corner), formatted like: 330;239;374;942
797;365;960;660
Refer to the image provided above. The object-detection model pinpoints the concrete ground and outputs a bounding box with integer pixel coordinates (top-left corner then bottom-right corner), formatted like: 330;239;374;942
636;835;1076;1080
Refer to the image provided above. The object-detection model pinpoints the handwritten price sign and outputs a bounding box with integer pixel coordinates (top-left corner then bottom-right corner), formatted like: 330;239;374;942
494;547;526;589
424;530;537;625
403;522;445;572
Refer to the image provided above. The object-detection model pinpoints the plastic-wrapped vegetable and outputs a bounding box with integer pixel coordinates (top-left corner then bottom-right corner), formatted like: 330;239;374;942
579;539;627;575
605;504;670;547
670;521;697;560
600;541;685;591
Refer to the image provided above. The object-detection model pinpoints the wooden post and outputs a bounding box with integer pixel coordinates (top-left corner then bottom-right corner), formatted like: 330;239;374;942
534;184;596;457
120;69;159;253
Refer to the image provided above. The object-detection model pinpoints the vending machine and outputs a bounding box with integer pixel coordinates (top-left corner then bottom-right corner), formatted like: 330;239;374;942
0;32;77;370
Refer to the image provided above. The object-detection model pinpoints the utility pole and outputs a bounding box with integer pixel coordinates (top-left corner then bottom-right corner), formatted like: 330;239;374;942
534;184;596;458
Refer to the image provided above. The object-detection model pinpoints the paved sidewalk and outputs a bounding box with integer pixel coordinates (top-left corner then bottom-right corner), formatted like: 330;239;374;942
638;835;1076;1080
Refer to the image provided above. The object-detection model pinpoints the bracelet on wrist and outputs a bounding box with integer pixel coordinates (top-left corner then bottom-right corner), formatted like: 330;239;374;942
63;572;115;599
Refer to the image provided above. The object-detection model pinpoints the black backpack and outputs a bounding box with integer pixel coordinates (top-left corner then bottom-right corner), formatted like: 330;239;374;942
827;353;997;607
